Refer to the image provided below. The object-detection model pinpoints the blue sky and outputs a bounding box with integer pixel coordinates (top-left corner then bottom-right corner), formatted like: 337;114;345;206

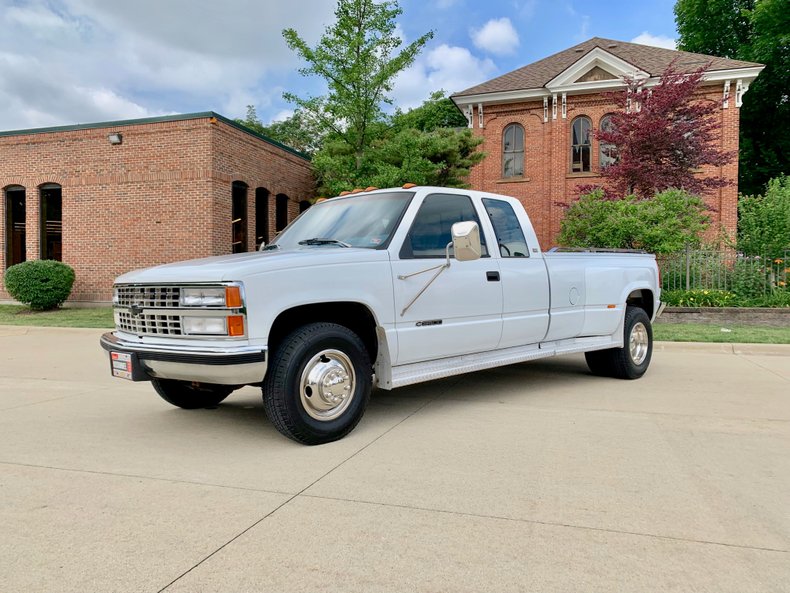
0;0;679;131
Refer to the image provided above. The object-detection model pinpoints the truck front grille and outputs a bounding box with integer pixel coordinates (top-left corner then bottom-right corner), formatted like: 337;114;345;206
115;285;181;309
116;311;183;336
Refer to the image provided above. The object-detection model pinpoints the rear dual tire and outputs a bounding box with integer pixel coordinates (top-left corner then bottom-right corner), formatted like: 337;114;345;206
585;305;653;379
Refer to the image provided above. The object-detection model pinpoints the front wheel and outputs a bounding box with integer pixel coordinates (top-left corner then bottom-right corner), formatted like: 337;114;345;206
585;305;653;379
151;379;234;409
263;322;372;445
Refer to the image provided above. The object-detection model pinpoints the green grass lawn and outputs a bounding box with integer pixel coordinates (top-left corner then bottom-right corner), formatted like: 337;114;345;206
653;322;790;344
0;304;114;328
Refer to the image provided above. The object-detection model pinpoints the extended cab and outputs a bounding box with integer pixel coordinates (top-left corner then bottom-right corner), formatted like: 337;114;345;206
101;186;661;444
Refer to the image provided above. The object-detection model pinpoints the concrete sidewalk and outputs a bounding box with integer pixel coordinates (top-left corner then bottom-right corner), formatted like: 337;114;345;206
1;326;788;592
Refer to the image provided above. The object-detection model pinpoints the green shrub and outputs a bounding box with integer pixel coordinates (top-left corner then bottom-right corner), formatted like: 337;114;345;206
730;259;772;300
661;289;737;307
558;188;710;254
738;176;790;258
3;260;76;310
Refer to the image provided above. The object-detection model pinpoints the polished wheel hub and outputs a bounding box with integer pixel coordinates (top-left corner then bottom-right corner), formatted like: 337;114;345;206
629;322;649;365
300;349;356;421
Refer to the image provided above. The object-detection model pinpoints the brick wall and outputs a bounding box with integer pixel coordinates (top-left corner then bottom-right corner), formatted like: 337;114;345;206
469;83;740;248
0;115;314;302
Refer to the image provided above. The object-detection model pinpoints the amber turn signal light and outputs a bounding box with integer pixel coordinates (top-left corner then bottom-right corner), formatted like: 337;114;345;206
225;286;242;308
227;315;245;337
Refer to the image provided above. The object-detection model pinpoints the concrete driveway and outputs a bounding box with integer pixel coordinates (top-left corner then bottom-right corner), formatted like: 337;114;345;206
1;326;788;593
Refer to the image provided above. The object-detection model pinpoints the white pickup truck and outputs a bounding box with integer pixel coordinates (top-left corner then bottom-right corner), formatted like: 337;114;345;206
101;186;660;444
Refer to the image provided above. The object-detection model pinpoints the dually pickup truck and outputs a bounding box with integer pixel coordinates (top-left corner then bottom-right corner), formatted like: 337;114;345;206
101;186;661;444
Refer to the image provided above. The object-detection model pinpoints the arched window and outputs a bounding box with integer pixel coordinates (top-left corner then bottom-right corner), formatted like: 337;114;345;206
4;185;26;267
255;187;270;249
599;114;617;169
299;200;311;213
570;116;592;173
275;193;289;232
231;181;248;253
40;183;62;261
502;124;524;178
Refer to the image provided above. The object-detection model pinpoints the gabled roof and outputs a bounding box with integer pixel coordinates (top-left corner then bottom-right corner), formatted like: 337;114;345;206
453;37;763;99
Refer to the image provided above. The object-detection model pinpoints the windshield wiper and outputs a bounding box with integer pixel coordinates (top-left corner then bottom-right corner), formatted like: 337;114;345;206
298;238;351;247
261;244;280;251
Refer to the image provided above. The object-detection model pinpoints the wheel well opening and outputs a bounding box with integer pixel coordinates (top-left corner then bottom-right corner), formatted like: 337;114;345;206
268;302;379;362
626;289;654;319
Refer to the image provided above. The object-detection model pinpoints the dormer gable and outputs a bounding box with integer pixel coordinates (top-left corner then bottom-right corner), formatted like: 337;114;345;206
545;47;649;93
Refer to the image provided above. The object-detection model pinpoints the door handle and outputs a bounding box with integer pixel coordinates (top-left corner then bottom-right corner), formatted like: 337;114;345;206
486;271;500;282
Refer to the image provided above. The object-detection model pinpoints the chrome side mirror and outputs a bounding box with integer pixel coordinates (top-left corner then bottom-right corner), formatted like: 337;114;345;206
451;221;482;262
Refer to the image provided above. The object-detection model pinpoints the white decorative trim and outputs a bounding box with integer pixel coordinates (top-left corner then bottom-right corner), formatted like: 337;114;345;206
735;78;750;107
723;80;731;108
546;47;649;90
552;94;557;120
450;66;763;108
543;97;548;122
478;103;484;128
464;104;473;128
561;93;567;119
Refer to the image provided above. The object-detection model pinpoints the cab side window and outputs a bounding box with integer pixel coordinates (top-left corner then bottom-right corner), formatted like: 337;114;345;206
400;193;488;259
482;198;529;257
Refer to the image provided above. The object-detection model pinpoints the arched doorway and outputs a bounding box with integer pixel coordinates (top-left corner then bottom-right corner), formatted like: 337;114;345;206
40;183;62;261
231;181;248;253
255;187;270;248
275;193;289;232
4;185;26;267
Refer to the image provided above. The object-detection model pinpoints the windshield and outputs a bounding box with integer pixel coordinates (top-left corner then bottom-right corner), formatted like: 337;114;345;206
269;191;415;250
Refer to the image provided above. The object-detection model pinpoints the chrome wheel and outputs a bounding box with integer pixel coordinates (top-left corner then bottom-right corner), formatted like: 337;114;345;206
299;349;356;421
629;321;649;365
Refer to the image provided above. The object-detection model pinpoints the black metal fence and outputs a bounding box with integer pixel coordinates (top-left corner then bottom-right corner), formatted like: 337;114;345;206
657;248;790;296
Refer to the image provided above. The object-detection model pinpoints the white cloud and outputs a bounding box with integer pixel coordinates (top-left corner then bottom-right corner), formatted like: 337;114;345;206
0;0;335;130
631;32;677;50
392;44;496;110
471;17;520;56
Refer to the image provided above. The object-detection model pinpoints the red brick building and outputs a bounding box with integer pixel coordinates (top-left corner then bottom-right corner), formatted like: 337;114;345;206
452;37;763;248
0;112;314;303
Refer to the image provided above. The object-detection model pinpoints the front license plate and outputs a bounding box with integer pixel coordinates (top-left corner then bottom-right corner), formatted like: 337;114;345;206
110;351;134;380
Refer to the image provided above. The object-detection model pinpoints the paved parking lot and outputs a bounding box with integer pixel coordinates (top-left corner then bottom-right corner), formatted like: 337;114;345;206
1;326;788;593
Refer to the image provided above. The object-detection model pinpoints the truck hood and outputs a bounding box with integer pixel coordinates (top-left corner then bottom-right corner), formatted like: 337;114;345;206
115;248;390;284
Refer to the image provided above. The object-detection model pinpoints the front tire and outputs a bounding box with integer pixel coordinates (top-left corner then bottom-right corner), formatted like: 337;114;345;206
151;379;233;409
585;305;653;379
263;322;372;445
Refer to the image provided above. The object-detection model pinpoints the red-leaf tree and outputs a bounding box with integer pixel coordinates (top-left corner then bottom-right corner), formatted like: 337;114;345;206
596;61;735;197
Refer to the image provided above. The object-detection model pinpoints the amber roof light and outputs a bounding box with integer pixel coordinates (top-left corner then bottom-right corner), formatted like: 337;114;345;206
402;183;417;189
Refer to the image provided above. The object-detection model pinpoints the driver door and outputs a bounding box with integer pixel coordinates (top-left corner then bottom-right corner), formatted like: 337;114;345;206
391;193;503;365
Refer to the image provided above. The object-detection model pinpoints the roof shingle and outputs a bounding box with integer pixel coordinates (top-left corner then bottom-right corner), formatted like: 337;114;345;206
453;37;762;98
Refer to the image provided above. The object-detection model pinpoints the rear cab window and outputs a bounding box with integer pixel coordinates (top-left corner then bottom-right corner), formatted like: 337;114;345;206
482;198;530;258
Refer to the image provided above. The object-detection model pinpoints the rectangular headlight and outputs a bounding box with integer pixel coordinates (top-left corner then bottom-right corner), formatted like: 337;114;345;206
182;316;227;335
181;287;226;307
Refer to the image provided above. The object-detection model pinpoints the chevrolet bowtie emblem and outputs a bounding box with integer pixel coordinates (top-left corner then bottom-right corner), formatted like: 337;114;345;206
130;303;144;316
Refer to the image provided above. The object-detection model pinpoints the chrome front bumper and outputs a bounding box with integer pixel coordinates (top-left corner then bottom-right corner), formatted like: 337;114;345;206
100;332;267;385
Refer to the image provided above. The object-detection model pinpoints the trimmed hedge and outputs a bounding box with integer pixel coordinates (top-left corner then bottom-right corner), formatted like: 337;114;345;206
3;260;76;310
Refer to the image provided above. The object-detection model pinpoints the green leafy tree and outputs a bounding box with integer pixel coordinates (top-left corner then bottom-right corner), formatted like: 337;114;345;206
558;189;710;254
390;90;469;132
675;0;789;194
738;176;790;257
282;0;433;171
235;105;323;156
